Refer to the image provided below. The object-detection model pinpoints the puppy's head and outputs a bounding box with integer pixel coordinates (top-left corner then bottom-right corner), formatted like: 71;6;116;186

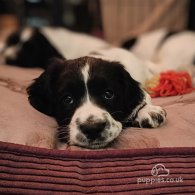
0;28;62;68
27;57;144;148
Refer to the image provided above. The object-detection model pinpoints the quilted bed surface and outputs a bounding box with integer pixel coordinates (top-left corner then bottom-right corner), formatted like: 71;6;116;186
0;64;195;149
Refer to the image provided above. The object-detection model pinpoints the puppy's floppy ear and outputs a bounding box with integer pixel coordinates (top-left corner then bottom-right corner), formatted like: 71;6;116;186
27;57;65;116
122;69;145;116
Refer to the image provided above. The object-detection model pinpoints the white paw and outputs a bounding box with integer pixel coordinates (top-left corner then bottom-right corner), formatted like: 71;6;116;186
134;105;167;128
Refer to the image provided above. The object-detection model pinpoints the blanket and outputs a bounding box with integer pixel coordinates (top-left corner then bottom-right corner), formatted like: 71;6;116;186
0;64;195;149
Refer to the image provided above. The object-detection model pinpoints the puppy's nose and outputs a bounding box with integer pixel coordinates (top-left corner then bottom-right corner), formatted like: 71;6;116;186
79;121;106;140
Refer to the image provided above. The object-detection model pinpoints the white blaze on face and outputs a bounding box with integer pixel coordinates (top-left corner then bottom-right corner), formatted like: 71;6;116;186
2;28;34;60
21;28;34;42
68;62;122;148
81;63;90;83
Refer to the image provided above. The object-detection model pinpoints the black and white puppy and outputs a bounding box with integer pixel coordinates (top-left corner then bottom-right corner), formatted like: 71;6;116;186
0;27;108;68
122;28;195;74
27;54;166;149
0;27;166;149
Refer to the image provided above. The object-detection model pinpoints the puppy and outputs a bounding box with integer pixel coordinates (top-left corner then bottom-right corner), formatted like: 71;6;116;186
27;50;166;149
1;27;166;149
122;28;195;74
0;27;108;68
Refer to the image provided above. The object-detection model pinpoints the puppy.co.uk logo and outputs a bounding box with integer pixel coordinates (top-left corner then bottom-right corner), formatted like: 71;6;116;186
137;163;184;184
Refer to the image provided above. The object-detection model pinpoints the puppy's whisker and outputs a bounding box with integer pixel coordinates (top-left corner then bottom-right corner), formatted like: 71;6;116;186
58;135;69;140
58;125;69;130
59;117;72;124
56;130;70;142
56;131;68;136
56;129;69;136
57;123;70;129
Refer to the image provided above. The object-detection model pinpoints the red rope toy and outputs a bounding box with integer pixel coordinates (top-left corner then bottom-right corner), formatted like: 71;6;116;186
146;71;195;98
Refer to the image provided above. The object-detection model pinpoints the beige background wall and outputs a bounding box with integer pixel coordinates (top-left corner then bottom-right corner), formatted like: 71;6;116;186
100;0;189;45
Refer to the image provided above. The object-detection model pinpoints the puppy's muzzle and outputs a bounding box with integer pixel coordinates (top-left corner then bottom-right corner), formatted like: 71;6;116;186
69;102;123;148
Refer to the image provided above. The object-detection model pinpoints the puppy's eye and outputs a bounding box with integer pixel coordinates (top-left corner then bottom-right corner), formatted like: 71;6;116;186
63;95;74;105
103;89;114;100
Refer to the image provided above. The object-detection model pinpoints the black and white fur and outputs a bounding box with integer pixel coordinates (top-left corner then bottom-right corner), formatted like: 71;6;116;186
27;55;166;149
0;27;108;68
0;27;166;149
122;28;195;76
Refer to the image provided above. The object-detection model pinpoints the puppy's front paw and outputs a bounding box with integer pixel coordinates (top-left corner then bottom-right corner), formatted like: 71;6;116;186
134;105;166;128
